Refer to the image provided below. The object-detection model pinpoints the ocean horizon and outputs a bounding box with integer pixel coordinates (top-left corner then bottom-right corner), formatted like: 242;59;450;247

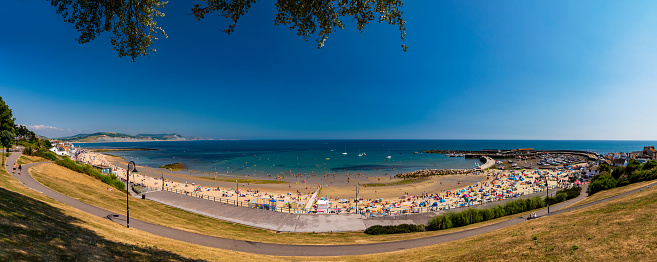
74;139;656;177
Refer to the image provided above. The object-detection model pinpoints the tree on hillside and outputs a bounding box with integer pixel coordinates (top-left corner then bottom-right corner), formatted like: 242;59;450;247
0;96;16;166
49;0;406;61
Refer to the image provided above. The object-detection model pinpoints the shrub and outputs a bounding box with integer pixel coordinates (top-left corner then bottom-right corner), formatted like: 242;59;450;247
364;224;425;235
34;150;58;161
611;166;624;180
552;187;582;201
428;196;548;231
616;176;630;187
22;146;34;156
428;214;453;231
588;174;617;195
555;192;567;203
642;160;657;171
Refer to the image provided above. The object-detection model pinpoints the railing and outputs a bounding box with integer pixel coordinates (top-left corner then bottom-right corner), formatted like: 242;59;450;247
157;187;306;214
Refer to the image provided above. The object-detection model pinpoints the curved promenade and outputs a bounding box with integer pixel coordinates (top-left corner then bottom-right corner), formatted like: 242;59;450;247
5;152;655;257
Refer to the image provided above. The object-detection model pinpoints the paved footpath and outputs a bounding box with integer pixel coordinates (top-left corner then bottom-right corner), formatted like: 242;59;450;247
6;152;656;257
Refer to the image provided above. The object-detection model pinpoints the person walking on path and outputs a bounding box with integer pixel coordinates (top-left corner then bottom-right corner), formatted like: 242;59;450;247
18;164;21;175
12;163;16;174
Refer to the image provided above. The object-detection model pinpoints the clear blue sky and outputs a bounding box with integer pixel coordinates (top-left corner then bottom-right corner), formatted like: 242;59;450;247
1;1;657;140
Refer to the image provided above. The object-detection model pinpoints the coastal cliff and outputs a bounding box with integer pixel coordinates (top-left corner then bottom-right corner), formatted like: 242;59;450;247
58;132;206;142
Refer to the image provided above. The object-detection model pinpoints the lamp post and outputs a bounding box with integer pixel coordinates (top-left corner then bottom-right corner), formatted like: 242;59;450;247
126;161;138;228
355;184;359;214
545;175;550;214
236;180;239;206
161;173;164;191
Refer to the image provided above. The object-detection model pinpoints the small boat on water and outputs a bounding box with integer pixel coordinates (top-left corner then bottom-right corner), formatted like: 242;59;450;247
342;146;347;155
386;149;392;159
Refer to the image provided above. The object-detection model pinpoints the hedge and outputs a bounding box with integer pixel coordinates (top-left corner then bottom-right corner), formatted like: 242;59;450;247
588;174;618;195
55;157;125;192
33;150;59;161
428;187;581;231
364;224;425;235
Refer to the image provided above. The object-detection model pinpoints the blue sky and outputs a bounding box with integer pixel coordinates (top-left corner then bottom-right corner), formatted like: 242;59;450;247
1;1;657;140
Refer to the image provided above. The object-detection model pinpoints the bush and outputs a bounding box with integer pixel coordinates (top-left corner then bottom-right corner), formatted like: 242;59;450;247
364;224;425;235
55;157;125;192
588;174;617;195
34;150;59;161
611;166;624;180
428;214;453;231
555;192;567;203
642;160;657;171
22;146;34;156
555;187;582;200
428;196;546;231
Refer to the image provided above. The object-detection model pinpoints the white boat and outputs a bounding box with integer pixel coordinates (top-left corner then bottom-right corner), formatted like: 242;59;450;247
342;146;347;155
386;149;392;159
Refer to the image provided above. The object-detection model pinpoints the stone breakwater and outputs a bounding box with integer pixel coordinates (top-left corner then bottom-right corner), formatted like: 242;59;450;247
395;168;471;179
395;156;493;179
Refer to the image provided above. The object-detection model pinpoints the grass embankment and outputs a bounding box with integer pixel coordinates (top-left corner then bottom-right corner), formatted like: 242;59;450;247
364;178;426;187
30;163;531;245
17;155;48;165
5;159;657;260
199;176;286;184
293;184;657;261
568;180;656;208
160;163;185;171
0;157;281;261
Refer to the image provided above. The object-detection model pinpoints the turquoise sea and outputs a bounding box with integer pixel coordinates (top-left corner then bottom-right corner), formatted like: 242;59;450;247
74;140;655;177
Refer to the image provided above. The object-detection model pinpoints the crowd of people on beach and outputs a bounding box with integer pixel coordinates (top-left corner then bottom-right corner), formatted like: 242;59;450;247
73;150;582;215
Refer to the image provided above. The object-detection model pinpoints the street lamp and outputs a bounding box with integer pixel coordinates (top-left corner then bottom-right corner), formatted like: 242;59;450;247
545;174;550;214
127;161;138;228
355;184;359;214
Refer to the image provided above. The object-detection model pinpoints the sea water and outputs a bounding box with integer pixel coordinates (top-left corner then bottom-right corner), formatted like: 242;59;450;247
74;140;655;177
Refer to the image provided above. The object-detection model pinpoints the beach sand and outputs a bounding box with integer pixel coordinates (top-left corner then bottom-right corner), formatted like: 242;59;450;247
77;151;579;214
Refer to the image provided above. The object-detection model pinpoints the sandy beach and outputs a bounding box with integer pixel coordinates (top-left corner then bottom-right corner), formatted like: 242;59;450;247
76;151;580;215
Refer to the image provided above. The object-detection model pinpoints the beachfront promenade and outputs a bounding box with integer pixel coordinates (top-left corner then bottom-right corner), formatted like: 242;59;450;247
8;151;656;256
143;181;568;232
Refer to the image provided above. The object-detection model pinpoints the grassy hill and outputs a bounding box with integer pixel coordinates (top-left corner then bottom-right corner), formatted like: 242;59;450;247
58;132;203;142
3;159;657;260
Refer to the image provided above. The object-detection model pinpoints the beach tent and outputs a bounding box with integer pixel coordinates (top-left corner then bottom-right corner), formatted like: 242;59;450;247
316;199;329;213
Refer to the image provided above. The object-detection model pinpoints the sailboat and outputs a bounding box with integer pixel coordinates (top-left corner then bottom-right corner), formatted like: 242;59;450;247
386;149;392;159
342;146;348;155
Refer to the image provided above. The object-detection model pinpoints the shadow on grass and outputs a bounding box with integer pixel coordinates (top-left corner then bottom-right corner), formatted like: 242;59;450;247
0;187;206;261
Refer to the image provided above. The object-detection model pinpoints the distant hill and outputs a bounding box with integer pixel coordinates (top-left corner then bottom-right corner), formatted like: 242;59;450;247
57;132;206;142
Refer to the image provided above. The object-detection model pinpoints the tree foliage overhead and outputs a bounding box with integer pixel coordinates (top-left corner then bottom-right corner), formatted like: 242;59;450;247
50;0;406;61
50;0;167;61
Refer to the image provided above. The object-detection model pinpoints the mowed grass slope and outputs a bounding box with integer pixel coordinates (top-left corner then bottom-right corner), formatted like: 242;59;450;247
297;183;657;261
16;155;47;165
0;160;284;261
3;158;657;261
28;163;555;245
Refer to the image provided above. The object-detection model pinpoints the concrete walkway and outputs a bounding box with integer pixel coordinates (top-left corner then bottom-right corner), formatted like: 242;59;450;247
6;152;656;256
